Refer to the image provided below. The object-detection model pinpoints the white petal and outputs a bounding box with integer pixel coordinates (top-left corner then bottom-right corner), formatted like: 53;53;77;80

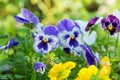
74;20;88;33
17;13;25;19
58;31;70;48
0;46;6;50
83;31;97;45
113;10;120;19
33;41;41;53
34;23;44;33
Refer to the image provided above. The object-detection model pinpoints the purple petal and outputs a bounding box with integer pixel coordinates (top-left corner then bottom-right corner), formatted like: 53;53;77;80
43;25;59;37
6;38;14;49
57;18;75;32
80;45;98;66
30;16;39;25
21;8;39;25
6;38;19;49
37;41;48;51
21;8;34;20
34;62;46;71
63;34;70;40
13;42;19;46
63;48;71;54
14;16;30;23
85;17;99;31
69;39;79;48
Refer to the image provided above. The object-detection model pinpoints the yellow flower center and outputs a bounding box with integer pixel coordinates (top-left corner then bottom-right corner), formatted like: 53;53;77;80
43;38;47;43
108;25;113;30
71;35;74;39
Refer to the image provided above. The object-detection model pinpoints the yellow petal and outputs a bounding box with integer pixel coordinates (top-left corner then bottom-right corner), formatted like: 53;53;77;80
88;65;98;75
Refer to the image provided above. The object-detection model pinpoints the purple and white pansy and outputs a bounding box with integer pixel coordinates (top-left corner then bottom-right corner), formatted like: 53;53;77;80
34;62;46;74
0;38;19;53
33;25;59;54
57;18;83;50
14;8;39;26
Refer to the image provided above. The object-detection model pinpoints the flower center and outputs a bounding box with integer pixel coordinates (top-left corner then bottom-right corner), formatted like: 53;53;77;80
71;35;74;40
43;38;47;43
108;25;113;30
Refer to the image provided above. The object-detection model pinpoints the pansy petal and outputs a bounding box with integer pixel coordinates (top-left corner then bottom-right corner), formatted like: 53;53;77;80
83;31;97;45
6;38;14;49
30;16;39;25
58;31;70;47
69;39;79;48
14;16;29;23
13;42;19;46
33;23;44;34
33;41;41;53
57;18;75;32
85;17;99;31
63;48;71;54
80;45;98;66
0;46;6;50
74;20;88;33
71;27;83;45
47;35;59;49
44;25;59;37
21;8;34;20
113;10;120;19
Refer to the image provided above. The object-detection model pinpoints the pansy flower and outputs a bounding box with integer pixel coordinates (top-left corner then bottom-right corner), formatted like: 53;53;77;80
101;14;120;35
80;45;99;66
0;38;19;53
48;61;76;80
34;62;46;74
14;8;39;26
57;18;83;50
75;65;98;80
33;25;59;54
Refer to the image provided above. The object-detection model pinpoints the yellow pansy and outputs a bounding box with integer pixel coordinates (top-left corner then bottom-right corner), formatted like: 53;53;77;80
76;56;111;80
99;56;111;80
48;61;76;80
75;65;98;80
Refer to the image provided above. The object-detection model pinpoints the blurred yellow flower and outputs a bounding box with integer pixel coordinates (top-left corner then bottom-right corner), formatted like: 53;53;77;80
48;61;76;80
99;56;111;80
76;56;111;80
75;65;98;80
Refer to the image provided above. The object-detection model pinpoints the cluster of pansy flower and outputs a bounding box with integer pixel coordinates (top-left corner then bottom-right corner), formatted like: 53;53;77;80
13;8;116;79
14;8;99;69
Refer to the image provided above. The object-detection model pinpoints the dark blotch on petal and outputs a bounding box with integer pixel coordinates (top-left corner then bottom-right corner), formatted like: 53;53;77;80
69;39;79;48
37;41;48;51
39;36;43;40
63;34;70;40
74;31;79;38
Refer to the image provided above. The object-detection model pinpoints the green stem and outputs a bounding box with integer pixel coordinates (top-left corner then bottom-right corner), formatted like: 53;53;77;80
34;71;36;80
107;31;110;58
115;32;119;56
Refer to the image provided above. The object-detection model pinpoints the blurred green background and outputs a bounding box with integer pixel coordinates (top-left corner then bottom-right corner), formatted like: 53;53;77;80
1;0;120;36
